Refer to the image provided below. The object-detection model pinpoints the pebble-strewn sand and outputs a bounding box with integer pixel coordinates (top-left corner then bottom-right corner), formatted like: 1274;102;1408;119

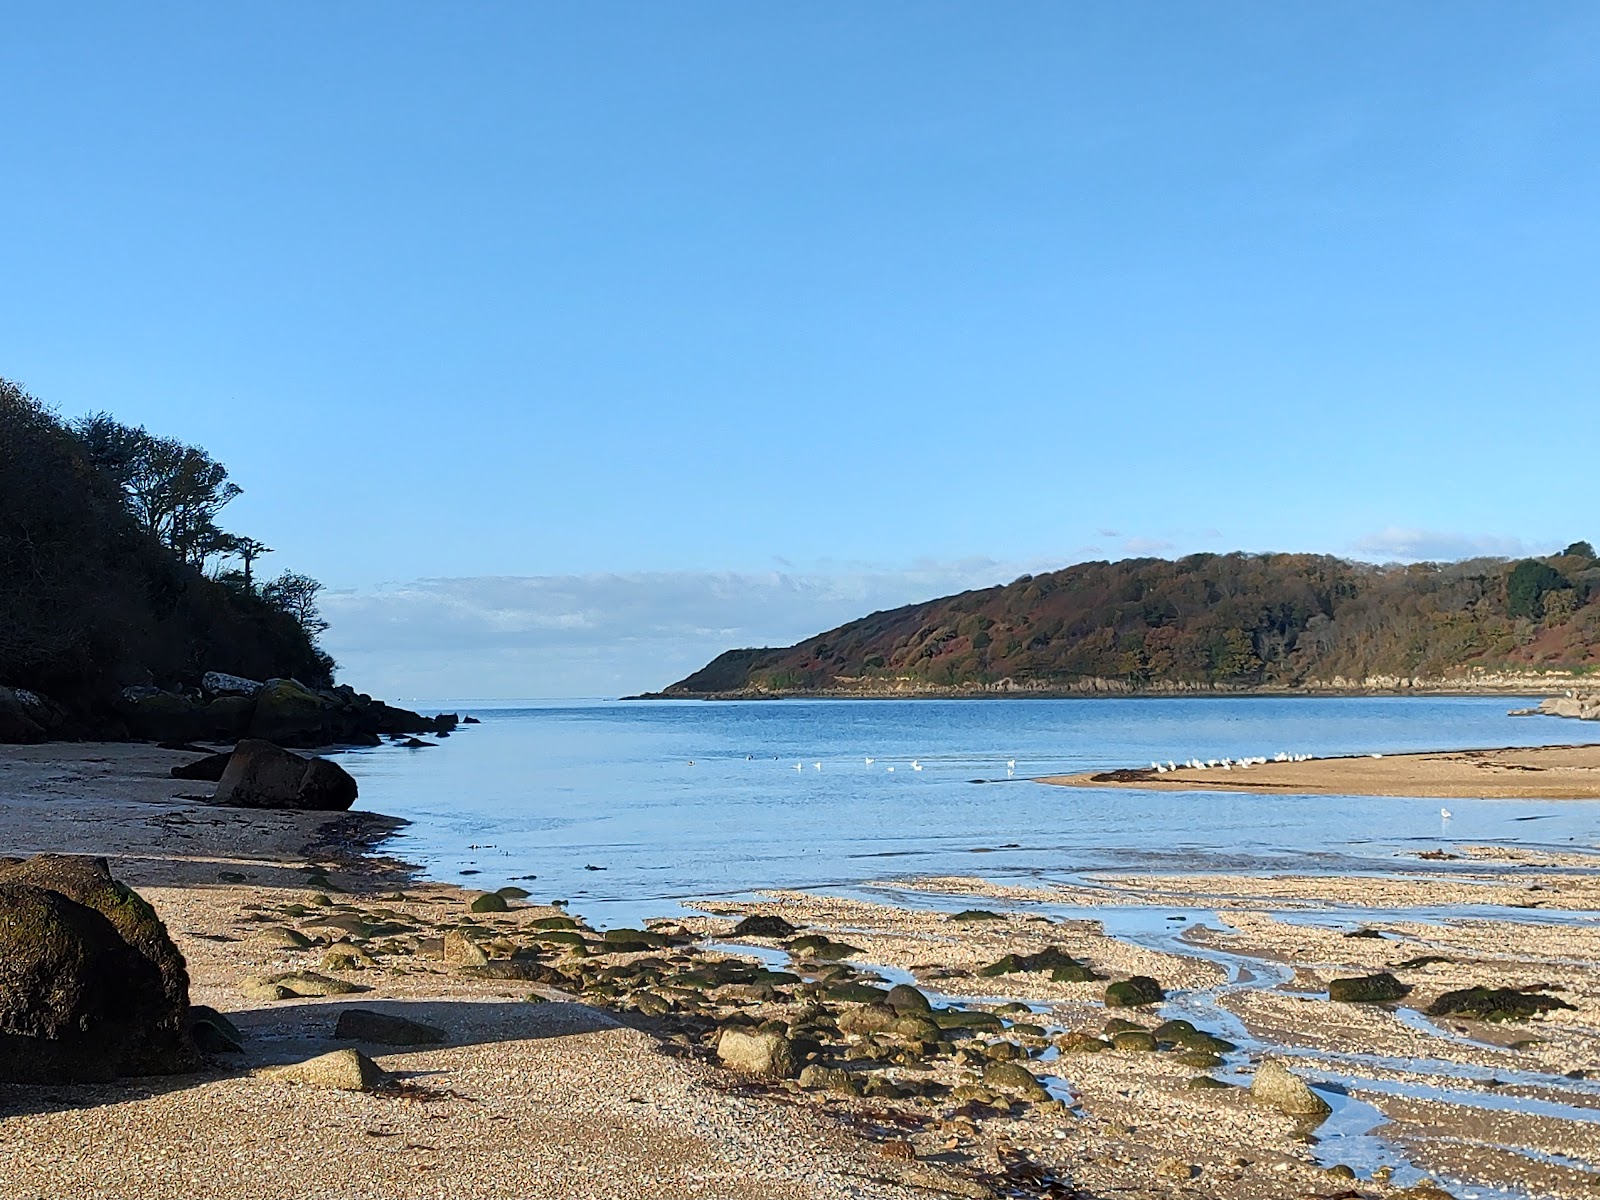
1043;741;1600;798
5;743;1599;1200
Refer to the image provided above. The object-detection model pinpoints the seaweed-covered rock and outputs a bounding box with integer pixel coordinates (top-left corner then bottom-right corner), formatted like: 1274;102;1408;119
1104;976;1165;1008
212;740;358;811
0;872;196;1081
469;892;509;914
1427;985;1577;1023
786;934;862;960
248;678;337;743
1328;972;1408;1003
1111;1029;1159;1052
982;1061;1050;1101
730;914;799;938
950;909;1004;922
976;945;1100;981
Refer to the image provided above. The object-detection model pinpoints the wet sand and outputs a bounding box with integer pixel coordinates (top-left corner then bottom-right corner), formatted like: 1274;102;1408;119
4;743;1598;1199
1043;742;1600;798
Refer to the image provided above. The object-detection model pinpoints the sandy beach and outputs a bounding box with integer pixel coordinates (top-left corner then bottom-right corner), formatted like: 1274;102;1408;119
1042;742;1600;799
3;742;1598;1199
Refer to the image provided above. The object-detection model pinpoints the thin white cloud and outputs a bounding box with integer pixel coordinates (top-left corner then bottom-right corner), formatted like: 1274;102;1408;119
320;561;1048;700
1349;528;1534;563
1122;536;1176;555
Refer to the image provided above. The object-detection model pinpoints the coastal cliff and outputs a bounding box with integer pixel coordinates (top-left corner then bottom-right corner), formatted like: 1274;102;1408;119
652;549;1600;699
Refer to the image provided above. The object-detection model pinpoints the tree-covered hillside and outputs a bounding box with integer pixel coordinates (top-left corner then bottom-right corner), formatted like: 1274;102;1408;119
0;377;331;721
661;549;1600;696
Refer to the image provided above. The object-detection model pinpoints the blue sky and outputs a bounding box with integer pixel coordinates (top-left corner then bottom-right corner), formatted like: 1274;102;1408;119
3;5;1597;696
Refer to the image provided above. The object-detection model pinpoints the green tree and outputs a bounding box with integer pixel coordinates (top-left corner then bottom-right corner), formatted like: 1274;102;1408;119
1506;559;1568;620
262;571;329;638
71;414;242;565
1563;541;1596;559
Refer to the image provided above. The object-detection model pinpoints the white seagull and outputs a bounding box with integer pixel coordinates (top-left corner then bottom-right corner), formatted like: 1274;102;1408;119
1440;807;1453;820
865;757;874;765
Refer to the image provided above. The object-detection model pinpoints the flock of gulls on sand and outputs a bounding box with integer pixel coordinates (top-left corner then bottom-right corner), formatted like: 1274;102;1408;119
1148;751;1316;772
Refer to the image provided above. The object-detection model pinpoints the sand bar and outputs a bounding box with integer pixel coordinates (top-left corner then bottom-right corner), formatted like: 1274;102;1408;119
1042;742;1600;798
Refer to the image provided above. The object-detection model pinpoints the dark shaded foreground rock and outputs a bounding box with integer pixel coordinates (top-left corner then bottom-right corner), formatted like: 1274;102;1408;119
730;914;799;938
334;1008;447;1046
171;751;233;781
0;686;49;743
212;739;358;811
0;856;196;1082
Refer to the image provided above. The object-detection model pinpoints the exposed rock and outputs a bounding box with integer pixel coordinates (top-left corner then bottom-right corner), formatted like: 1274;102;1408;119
212;740;358;811
982;1061;1050;1101
0;686;48;743
244;971;362;999
1427;985;1577;1022
1104;975;1165;1007
200;696;255;740
0;858;197;1081
1329;972;1409;1003
950;909;1004;922
976;945;1100;981
262;1048;384;1091
798;1063;859;1094
786;934;862;959
115;688;200;742
249;678;336;743
1111;1029;1158;1052
443;931;490;969
470;892;510;914
716;1027;798;1078
202;670;262;698
333;1008;446;1045
730;913;798;938
258;925;312;950
1249;1057;1332;1117
884;984;933;1014
171;752;233;781
188;1005;244;1054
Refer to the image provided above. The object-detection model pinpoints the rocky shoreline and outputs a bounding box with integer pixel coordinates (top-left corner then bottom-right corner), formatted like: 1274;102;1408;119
2;745;1597;1199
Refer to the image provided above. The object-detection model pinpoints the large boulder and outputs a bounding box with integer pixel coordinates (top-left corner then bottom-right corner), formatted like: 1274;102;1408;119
212;740;359;811
202;671;263;699
115;687;202;742
716;1027;798;1078
248;678;338;745
0;857;196;1081
200;695;256;740
0;686;47;744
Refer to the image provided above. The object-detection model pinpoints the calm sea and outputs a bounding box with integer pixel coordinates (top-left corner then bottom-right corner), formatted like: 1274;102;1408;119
330;696;1600;926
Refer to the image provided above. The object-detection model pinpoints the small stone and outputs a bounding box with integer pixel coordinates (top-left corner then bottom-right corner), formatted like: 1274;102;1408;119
1156;1158;1196;1180
261;1048;384;1091
798;1064;860;1094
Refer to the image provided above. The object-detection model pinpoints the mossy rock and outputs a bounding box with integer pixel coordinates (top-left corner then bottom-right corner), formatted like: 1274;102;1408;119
0;880;197;1081
1172;1049;1224;1068
1111;1029;1159;1052
1188;1075;1232;1090
495;886;531;899
1103;1017;1146;1035
601;927;667;951
826;982;890;1004
982;1061;1050;1101
950;909;1004;922
531;915;581;931
1328;972;1408;1003
932;1008;1005;1031
1427;986;1576;1023
469;893;510;914
884;984;933;1014
1104;976;1164;1008
786;935;862;959
1152;1018;1197;1040
730;913;799;938
976;945;1100;980
1056;1031;1111;1054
